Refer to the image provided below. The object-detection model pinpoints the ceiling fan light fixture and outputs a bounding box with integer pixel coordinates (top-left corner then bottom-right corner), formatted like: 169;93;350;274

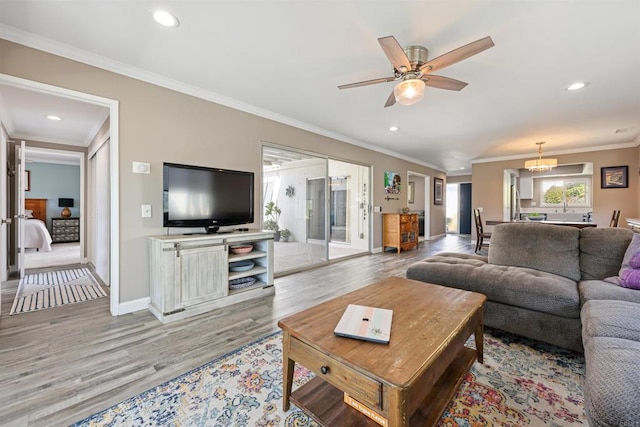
525;141;557;172
394;79;425;106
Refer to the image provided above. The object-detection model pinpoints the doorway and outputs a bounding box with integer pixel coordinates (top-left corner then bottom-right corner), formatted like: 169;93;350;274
0;74;119;315
446;182;472;234
263;145;371;275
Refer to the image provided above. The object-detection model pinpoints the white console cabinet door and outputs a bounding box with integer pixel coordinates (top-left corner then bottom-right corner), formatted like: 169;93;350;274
179;244;228;307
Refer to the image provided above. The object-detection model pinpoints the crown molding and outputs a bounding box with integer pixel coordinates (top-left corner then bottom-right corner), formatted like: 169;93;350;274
471;141;639;164
0;25;445;172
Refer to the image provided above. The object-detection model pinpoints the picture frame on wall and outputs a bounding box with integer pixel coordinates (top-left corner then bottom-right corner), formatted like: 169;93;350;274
601;166;628;189
25;170;31;192
384;171;401;194
434;177;443;205
408;181;415;204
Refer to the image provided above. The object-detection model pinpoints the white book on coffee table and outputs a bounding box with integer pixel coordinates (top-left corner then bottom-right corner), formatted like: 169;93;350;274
334;304;393;344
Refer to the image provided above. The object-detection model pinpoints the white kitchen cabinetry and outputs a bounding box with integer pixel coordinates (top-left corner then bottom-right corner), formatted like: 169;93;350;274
519;177;534;199
148;230;274;323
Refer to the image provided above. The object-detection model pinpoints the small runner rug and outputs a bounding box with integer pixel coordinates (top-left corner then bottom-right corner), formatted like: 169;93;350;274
74;328;586;426
10;267;106;315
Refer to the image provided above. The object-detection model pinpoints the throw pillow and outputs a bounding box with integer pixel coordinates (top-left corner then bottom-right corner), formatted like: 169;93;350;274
619;268;640;290
621;233;640;270
630;252;640;269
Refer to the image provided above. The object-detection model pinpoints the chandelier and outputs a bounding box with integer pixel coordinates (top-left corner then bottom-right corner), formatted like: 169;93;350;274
524;141;557;172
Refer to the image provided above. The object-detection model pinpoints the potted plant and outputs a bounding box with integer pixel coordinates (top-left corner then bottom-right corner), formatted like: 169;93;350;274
264;201;282;241
280;229;291;242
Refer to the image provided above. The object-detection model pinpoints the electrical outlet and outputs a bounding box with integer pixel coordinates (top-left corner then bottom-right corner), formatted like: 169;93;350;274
141;204;152;218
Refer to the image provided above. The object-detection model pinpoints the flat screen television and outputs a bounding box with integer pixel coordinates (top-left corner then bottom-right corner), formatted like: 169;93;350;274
163;162;254;233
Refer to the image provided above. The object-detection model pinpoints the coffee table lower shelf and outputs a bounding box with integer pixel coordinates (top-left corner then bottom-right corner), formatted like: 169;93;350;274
290;346;477;427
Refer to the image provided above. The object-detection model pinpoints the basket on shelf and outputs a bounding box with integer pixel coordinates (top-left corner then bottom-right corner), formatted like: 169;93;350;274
230;244;253;254
229;276;256;290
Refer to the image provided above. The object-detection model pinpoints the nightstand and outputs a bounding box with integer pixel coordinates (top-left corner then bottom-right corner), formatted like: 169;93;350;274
51;217;80;243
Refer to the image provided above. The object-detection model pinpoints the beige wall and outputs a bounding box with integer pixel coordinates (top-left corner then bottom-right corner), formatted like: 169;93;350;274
447;174;472;184
472;147;639;238
0;39;446;303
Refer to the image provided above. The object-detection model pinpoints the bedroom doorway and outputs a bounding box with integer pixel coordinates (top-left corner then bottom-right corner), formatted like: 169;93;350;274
23;147;83;270
1;74;120;315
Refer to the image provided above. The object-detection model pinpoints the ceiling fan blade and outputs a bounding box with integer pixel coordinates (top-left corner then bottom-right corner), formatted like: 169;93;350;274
420;36;494;73
338;76;396;90
422;75;468;91
378;36;412;72
384;91;396;108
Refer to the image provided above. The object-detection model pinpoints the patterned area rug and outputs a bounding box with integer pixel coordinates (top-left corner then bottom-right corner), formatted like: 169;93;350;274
10;268;106;315
74;328;586;426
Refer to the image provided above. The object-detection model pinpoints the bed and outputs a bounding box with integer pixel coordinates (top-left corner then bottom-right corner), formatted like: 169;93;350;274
24;198;53;252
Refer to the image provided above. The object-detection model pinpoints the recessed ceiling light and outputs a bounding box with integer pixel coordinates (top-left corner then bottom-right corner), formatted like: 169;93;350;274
153;10;180;27
389;126;399;132
460;167;465;170
46;115;62;121
566;81;589;91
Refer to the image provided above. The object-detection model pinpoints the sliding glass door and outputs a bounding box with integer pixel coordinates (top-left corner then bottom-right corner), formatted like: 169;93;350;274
262;145;370;275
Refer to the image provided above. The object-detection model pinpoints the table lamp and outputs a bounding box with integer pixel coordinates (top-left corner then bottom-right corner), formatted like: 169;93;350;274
59;198;74;218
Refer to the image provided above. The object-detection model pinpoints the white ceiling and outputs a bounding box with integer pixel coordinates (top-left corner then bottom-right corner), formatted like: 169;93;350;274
0;1;639;173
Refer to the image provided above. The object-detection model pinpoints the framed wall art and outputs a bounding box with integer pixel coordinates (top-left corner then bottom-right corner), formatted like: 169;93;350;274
408;181;415;204
434;177;443;205
384;171;401;194
601;166;628;189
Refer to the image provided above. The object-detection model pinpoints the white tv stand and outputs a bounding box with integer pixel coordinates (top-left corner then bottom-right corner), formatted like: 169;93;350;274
148;230;275;323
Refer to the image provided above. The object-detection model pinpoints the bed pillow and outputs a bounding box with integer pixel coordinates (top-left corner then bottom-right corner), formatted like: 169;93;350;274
24;209;33;218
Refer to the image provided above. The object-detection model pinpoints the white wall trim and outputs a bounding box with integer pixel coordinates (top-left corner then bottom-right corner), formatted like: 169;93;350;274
372;246;383;254
471;142;639;164
430;233;446;240
117;297;150;315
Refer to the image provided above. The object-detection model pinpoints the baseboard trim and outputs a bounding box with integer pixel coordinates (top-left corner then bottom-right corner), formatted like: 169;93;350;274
430;233;446;240
117;297;150;315
372;246;383;254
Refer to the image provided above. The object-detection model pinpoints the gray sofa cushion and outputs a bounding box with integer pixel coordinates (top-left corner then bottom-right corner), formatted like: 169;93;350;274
579;227;633;280
583;336;640;427
582;300;640;341
579;280;640;304
406;253;580;319
488;223;581;281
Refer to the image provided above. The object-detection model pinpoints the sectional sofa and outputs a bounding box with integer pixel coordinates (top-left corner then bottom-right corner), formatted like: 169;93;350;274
406;223;640;427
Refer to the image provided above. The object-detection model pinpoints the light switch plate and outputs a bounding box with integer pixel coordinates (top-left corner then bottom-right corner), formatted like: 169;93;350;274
141;204;152;218
374;206;382;213
133;161;150;174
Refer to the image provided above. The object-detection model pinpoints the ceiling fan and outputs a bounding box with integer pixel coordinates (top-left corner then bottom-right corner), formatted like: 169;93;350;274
338;35;494;107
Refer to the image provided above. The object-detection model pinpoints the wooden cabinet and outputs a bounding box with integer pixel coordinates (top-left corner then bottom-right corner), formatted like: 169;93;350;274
51;217;80;243
148;230;275;323
382;213;419;253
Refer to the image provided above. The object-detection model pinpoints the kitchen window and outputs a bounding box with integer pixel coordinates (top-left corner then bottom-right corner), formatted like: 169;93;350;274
540;178;590;207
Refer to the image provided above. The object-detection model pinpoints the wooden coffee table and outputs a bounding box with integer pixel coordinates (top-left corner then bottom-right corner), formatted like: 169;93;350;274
278;277;486;427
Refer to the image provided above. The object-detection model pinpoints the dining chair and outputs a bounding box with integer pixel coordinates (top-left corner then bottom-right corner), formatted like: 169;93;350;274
610;210;621;227
473;208;491;253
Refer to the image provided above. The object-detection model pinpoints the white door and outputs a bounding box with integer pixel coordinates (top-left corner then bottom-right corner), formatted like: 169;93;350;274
0;127;8;310
17;140;26;278
91;139;110;284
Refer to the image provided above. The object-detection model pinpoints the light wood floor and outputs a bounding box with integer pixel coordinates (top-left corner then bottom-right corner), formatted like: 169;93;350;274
0;235;476;427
